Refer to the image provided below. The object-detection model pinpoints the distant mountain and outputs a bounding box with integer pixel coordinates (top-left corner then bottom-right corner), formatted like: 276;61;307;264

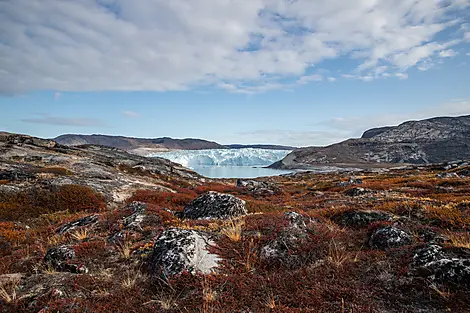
271;115;470;169
54;134;296;151
54;134;224;151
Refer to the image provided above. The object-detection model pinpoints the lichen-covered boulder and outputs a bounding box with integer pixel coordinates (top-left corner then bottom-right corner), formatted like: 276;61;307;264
411;245;470;287
236;179;278;195
261;212;312;266
369;226;412;249
150;228;220;277
44;245;75;268
43;245;88;273
334;210;394;228
56;214;99;234
183;191;247;220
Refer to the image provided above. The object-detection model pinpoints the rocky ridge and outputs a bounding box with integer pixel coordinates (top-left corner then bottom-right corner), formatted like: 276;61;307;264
272;115;470;169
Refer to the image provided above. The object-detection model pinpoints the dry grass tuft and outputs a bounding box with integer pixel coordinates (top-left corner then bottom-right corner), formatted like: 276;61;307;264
70;228;89;241
327;240;352;269
117;240;133;259
220;218;244;242
121;269;145;289
0;279;19;303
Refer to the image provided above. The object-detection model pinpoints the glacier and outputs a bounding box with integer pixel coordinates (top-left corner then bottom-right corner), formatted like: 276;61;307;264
147;148;292;169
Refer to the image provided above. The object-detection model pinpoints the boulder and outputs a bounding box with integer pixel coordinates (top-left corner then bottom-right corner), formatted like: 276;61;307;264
411;245;470;286
236;179;277;195
260;212;311;266
43;245;87;273
334;210;394;228
183;191;247;220
150;228;220;277
344;187;372;197
369;226;412;249
56;214;99;234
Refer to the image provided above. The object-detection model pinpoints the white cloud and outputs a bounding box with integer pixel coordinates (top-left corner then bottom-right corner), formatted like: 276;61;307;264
297;74;323;84
327;77;337;82
395;73;408;80
53;92;61;101
1;0;469;94
439;49;457;57
122;110;141;118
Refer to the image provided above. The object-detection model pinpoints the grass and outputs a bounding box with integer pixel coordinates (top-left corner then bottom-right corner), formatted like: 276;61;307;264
446;231;470;248
327;239;352;269
220;218;244;242
70;228;89;241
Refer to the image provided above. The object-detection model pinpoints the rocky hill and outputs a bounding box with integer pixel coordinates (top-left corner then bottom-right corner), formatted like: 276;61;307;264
271;115;470;169
54;134;224;151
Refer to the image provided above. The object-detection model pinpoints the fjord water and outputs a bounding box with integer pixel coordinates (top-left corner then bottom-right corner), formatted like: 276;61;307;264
148;148;293;178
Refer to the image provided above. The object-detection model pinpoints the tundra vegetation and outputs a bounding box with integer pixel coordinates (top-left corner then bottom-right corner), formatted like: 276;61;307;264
1;135;470;312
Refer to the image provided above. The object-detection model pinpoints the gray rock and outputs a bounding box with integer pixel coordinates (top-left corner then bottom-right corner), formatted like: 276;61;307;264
236;179;277;195
183;191;247;220
413;245;445;266
150;228;220;277
369;226;412;249
436;172;459;178
344;187;372;197
122;201;147;230
260;212;311;266
56;214;99;234
417;258;470;286
334;210;394;228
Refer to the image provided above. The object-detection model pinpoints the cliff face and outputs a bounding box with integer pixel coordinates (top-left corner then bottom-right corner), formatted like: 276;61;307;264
272;115;470;169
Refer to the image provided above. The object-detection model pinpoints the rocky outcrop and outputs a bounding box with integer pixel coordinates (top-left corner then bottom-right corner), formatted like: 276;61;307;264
183;191;247;219
271;115;470;169
150;228;220;277
369;226;412;249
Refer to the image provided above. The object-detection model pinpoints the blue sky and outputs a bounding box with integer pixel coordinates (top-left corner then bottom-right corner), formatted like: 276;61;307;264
1;0;470;147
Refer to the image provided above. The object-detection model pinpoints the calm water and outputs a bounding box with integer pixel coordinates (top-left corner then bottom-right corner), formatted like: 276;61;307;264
191;166;294;178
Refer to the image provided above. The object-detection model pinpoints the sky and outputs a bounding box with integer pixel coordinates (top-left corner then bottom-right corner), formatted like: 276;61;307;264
1;0;470;147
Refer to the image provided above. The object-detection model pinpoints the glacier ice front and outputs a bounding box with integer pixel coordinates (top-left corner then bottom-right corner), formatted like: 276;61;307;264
147;148;292;168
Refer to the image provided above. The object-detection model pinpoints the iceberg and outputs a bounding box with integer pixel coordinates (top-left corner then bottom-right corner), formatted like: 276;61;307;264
147;148;292;169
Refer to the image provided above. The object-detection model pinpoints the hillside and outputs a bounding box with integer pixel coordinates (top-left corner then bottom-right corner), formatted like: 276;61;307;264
54;134;224;151
1;132;470;312
271;115;470;169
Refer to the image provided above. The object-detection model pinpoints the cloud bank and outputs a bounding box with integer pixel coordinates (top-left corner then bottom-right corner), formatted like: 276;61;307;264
1;0;469;94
